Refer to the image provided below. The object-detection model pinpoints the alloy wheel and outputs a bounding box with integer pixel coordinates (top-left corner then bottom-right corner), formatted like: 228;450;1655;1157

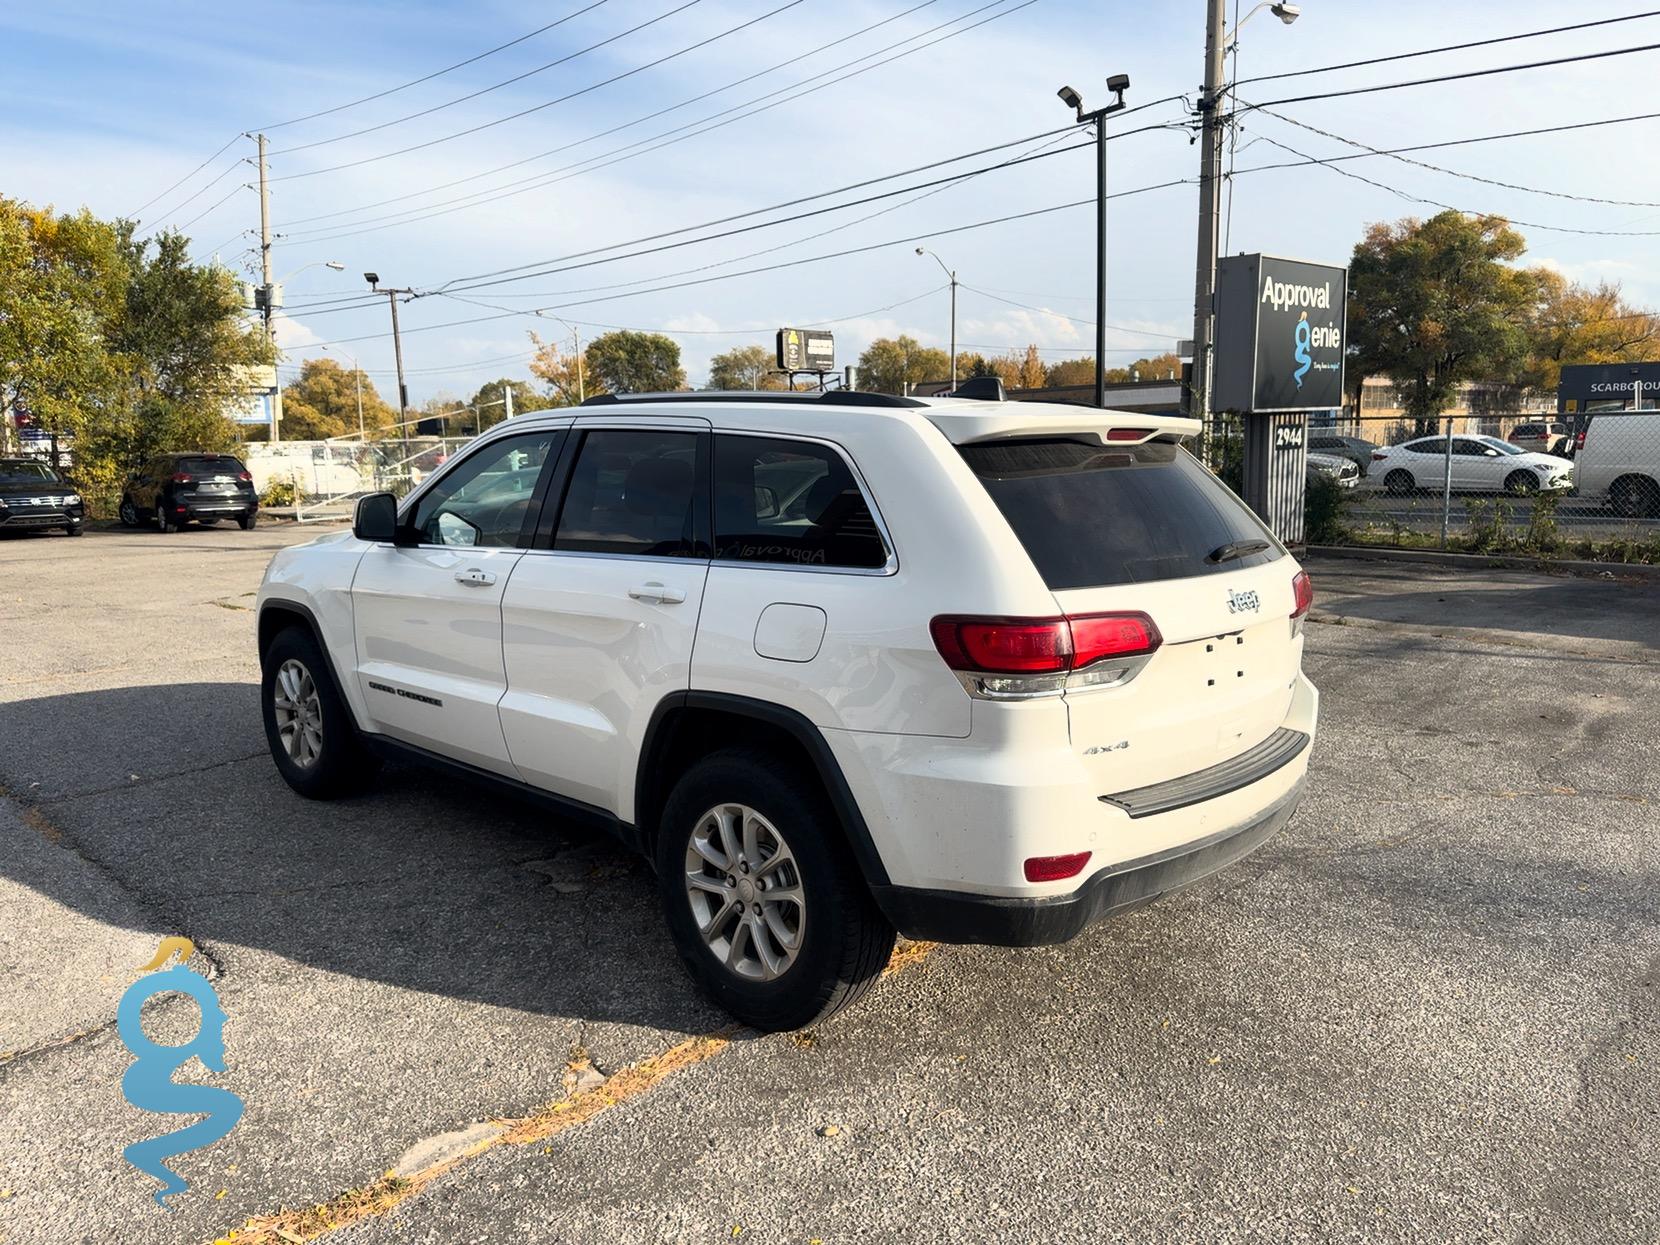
272;658;323;768
683;803;805;982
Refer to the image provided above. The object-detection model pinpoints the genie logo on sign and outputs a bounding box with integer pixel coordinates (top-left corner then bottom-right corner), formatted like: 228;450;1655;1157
117;938;244;1207
1293;312;1313;390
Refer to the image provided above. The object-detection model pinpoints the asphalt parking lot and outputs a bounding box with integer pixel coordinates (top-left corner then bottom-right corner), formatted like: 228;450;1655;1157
2;524;1657;1245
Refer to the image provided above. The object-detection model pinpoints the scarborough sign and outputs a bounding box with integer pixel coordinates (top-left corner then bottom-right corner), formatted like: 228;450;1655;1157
1212;254;1348;413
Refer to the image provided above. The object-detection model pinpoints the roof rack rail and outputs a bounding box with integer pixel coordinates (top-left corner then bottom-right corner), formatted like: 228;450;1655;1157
578;390;928;409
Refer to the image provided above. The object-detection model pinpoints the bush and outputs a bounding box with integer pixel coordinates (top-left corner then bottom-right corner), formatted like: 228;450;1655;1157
1303;474;1351;544
260;475;299;507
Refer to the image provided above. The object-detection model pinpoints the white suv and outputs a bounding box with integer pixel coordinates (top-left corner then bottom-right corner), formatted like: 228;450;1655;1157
256;392;1318;1030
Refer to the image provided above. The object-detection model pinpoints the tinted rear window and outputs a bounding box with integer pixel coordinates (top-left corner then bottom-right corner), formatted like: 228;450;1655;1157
179;456;246;475
960;438;1281;589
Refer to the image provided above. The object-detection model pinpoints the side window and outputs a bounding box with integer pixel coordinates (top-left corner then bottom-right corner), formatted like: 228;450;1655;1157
552;429;700;557
1452;438;1485;457
713;435;888;570
1408;438;1445;456
410;430;558;548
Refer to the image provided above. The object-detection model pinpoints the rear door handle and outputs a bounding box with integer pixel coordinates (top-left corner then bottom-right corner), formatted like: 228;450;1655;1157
628;581;685;605
455;567;497;587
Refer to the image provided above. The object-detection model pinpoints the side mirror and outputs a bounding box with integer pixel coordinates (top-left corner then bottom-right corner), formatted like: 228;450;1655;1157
754;485;780;520
353;492;399;543
1484;448;1500;457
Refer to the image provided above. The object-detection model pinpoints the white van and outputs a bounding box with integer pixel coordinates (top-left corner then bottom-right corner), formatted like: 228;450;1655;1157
1575;412;1660;517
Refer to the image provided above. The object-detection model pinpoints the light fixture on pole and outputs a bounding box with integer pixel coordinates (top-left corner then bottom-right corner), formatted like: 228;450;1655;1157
534;310;585;404
1056;73;1130;409
914;248;958;388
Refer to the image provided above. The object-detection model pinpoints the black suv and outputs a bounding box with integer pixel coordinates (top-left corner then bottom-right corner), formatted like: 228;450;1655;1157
0;458;85;536
119;452;259;532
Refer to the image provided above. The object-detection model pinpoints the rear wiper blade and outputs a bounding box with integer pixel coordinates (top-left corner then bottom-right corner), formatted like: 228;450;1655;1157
1207;539;1271;564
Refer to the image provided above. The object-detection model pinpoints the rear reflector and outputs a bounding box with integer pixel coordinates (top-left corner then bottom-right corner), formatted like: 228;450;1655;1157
930;612;1161;675
1024;852;1092;883
1105;428;1148;442
171;472;193;483
1291;570;1313;619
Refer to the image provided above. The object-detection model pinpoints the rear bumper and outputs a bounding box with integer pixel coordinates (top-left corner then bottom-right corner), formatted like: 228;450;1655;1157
871;780;1303;946
179;499;257;517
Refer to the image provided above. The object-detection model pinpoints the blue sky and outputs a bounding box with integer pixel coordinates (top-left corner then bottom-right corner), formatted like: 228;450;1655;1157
6;0;1660;403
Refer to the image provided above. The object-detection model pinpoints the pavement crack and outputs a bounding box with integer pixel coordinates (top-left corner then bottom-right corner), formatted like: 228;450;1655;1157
37;750;267;805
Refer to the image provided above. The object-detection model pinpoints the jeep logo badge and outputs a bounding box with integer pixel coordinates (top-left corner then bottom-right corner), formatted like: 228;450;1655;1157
1227;589;1261;614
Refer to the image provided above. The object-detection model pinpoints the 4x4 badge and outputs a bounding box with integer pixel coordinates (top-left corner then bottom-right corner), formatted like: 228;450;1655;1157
1227;588;1261;614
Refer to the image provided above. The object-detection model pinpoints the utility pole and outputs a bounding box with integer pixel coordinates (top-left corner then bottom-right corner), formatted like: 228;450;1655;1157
1188;0;1227;429
365;273;414;455
1056;75;1130;408
255;133;283;443
916;249;958;387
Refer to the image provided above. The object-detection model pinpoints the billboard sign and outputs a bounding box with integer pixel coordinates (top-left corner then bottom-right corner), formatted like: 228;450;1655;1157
777;327;835;373
1213;254;1347;413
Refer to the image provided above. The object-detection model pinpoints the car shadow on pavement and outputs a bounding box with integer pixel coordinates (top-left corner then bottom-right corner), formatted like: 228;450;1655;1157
0;682;725;1038
1321;579;1660;649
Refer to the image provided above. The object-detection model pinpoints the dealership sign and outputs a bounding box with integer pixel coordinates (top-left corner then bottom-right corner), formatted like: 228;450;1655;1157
776;327;835;373
1212;254;1348;413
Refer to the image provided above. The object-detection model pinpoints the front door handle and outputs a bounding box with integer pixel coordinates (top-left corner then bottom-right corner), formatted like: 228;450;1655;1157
628;581;686;605
455;567;497;587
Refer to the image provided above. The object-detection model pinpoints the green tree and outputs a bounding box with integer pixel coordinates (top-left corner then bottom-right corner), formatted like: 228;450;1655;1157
1044;357;1096;387
0;198;126;465
459;377;554;433
854;335;950;394
707;343;785;391
1348;212;1540;432
96;228;272;466
584;330;685;394
279;357;396;440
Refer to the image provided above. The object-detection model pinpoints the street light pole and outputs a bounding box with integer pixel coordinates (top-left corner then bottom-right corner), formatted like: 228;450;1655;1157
1056;75;1131;408
915;249;958;386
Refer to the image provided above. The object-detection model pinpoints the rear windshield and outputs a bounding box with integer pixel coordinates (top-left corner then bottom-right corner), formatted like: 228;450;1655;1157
960;438;1282;589
179;456;245;475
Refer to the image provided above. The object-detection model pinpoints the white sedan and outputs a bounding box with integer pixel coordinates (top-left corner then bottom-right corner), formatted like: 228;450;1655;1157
1370;435;1575;495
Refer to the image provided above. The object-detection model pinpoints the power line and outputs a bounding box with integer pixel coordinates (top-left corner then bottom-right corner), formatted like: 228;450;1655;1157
176;183;252;233
126;133;242;219
1251;106;1660;208
137;159;248;235
288;179;1194;350
270;0;811;181
258;0;615;132
269;0;705;155
278;0;1038;242
1234;9;1660;87
1235;40;1660;115
273;0;947;231
1240;126;1660;237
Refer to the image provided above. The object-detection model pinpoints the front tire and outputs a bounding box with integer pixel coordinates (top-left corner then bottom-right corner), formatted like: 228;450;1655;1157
656;749;895;1032
118;498;138;527
1505;470;1539;496
261;626;378;799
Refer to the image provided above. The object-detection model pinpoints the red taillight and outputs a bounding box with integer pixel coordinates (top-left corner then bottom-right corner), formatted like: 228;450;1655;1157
1024;852;1092;883
1105;428;1147;442
1370;451;1387;462
237;470;252;482
1291;570;1313;619
171;472;193;484
930;612;1161;675
1575;430;1586;448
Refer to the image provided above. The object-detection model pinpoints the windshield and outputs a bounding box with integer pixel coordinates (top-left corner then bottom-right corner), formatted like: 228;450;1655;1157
1478;437;1525;456
960;438;1283;589
0;460;59;485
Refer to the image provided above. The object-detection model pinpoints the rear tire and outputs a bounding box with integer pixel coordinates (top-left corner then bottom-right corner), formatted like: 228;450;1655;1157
1610;475;1660;518
156;506;174;533
1384;469;1415;495
656;748;895;1032
238;511;258;531
260;626;378;799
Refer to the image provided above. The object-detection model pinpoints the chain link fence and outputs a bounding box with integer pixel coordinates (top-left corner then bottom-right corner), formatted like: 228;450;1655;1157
243;436;474;524
1202;410;1660;563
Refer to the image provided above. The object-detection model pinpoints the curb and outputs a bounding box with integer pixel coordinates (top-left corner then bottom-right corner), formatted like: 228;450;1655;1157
1304;544;1660;582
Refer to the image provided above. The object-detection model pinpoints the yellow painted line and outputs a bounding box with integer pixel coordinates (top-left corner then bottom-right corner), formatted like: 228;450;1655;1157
214;942;937;1244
